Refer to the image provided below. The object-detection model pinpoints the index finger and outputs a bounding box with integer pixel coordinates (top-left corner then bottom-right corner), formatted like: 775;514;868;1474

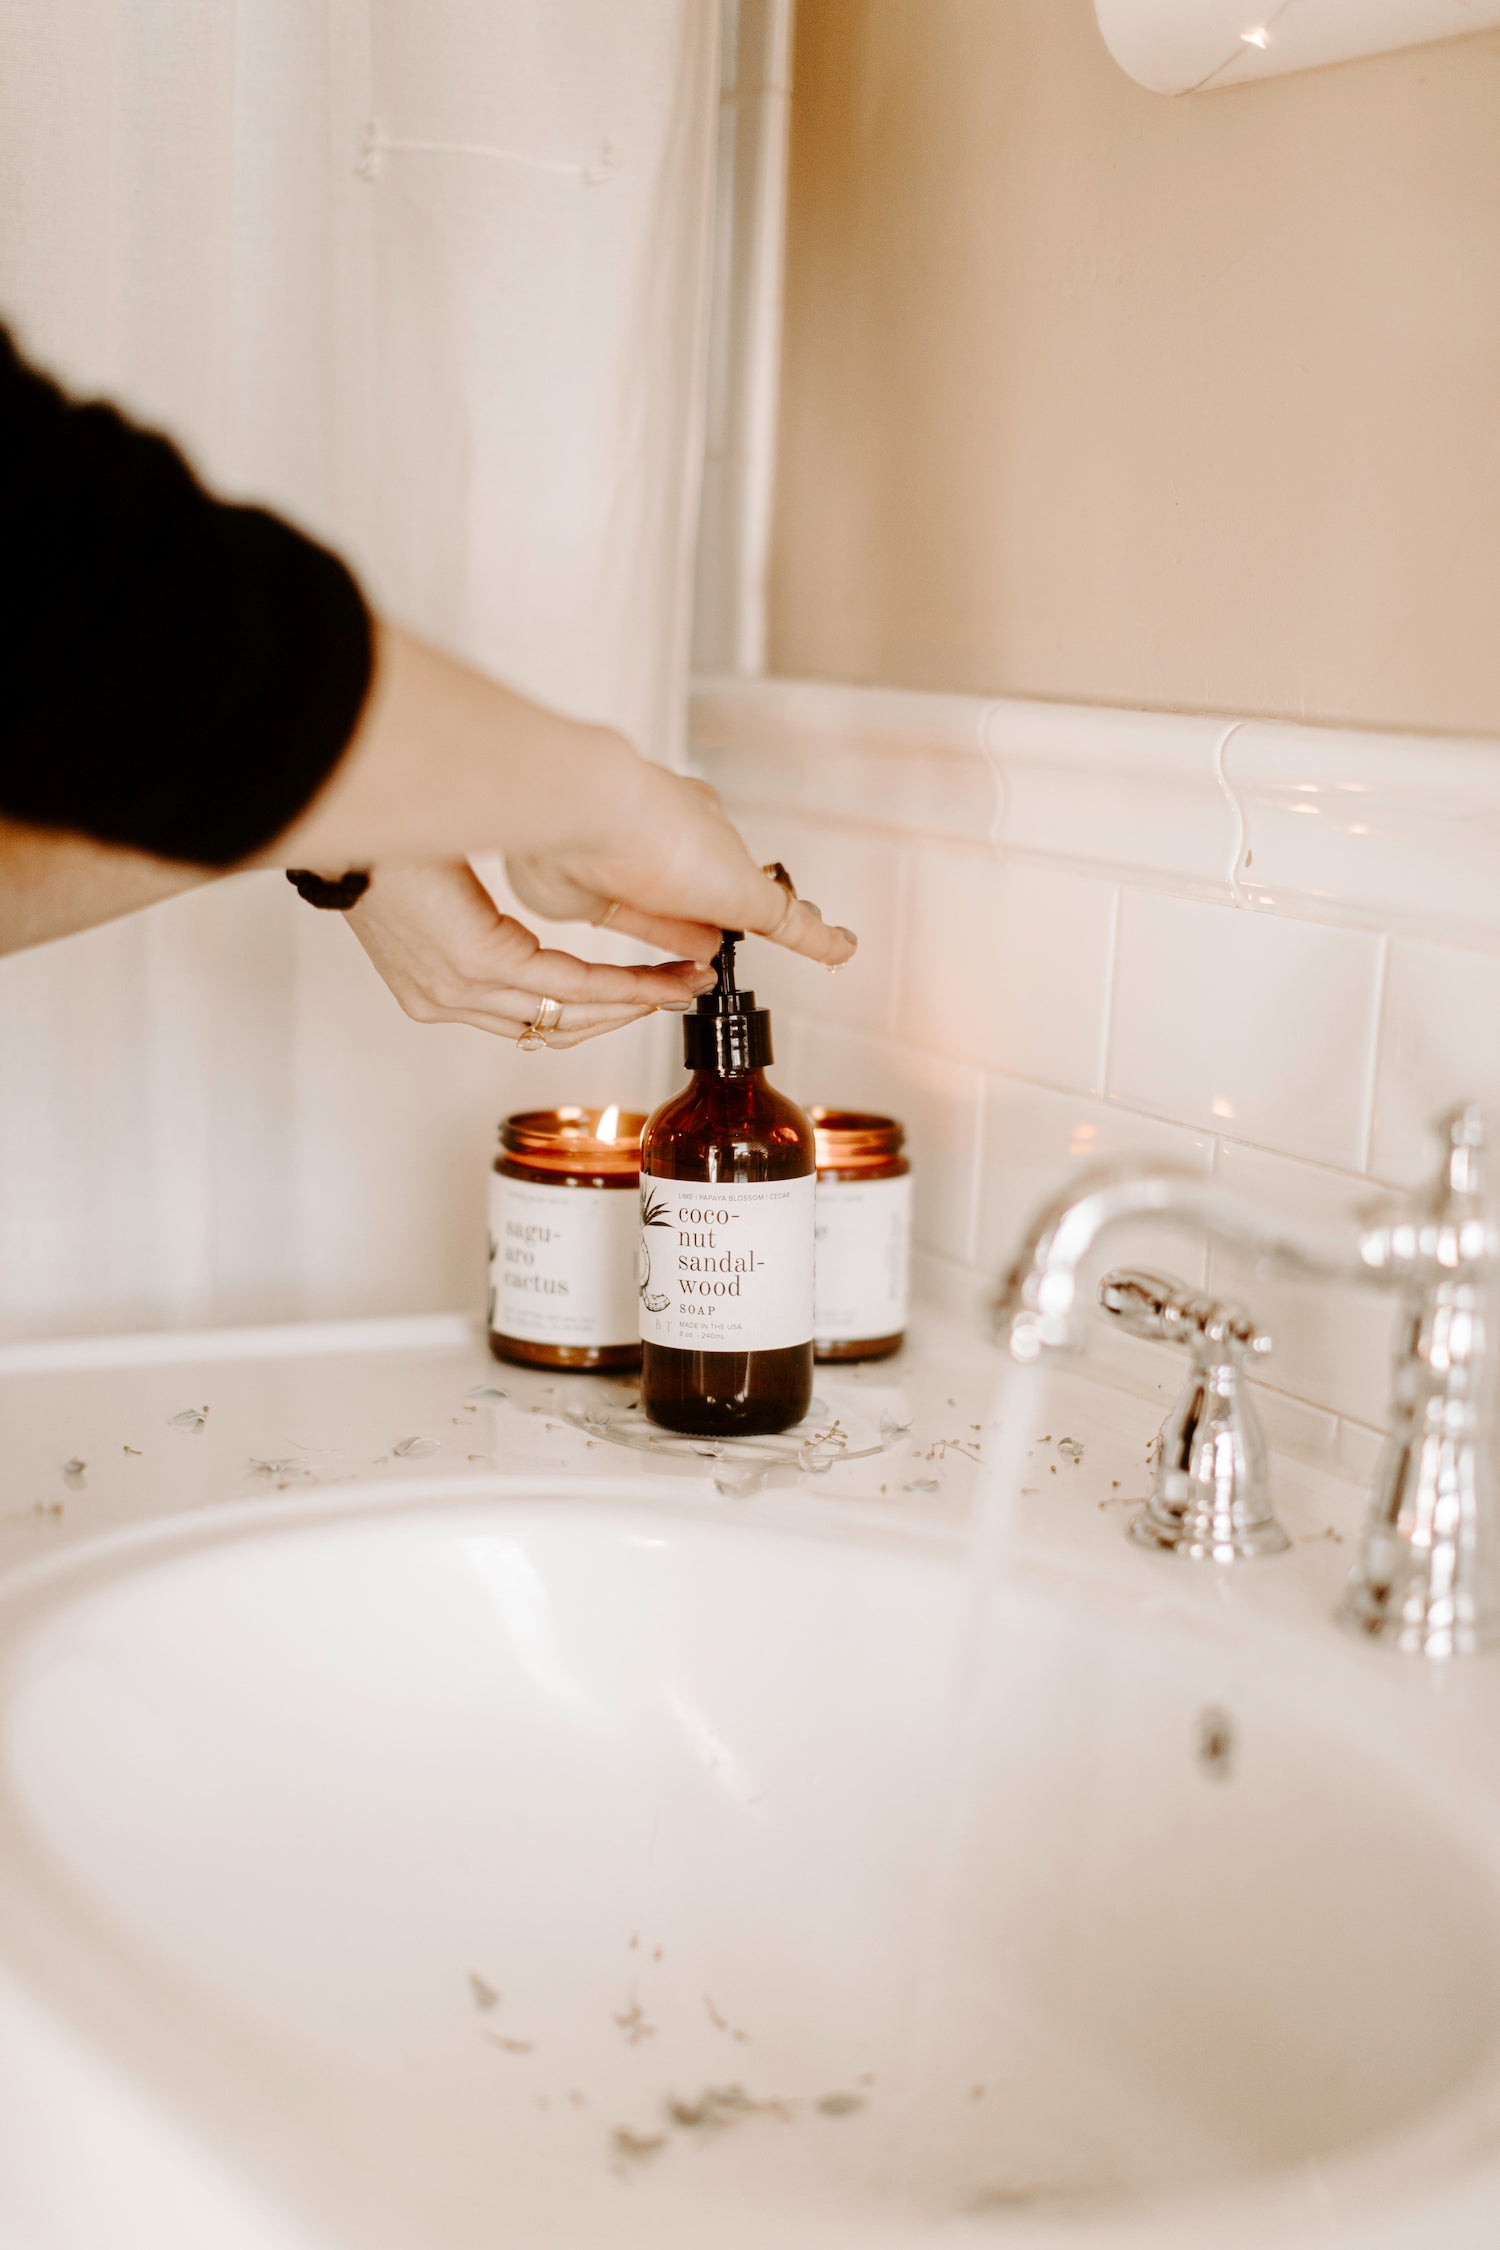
743;869;858;966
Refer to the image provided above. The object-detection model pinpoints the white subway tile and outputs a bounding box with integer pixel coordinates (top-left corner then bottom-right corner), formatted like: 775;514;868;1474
976;1076;1213;1297
773;1021;983;1265
899;851;1115;1088
1108;891;1382;1170
1369;938;1500;1187
1245;1383;1342;1477
1207;1142;1396;1431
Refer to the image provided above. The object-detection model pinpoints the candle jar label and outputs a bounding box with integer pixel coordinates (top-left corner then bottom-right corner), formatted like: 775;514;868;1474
488;1174;639;1350
815;1172;912;1343
638;1173;815;1354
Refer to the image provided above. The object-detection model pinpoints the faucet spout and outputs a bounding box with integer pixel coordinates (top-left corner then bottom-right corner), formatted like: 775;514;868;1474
996;1161;1367;1362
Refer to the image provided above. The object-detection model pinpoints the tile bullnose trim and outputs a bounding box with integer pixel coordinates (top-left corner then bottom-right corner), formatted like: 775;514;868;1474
1226;722;1500;947
690;673;999;843
691;676;1500;943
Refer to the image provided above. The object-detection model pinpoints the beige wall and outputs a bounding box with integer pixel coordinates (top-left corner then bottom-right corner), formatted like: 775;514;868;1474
767;0;1500;735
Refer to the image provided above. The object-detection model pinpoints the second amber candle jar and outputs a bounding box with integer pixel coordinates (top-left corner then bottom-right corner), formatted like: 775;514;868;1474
812;1108;911;1362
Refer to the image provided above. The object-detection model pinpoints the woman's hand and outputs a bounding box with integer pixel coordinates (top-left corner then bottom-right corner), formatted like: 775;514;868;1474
341;863;716;1045
270;625;858;973
508;762;858;969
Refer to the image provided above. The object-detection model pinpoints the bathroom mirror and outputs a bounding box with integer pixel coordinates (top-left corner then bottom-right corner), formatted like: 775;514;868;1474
1095;0;1500;93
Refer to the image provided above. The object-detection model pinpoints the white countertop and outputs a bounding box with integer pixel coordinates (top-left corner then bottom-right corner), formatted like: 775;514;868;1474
0;1304;1366;1595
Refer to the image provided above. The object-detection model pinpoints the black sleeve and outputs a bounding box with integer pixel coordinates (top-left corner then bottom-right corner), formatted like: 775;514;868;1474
0;323;374;866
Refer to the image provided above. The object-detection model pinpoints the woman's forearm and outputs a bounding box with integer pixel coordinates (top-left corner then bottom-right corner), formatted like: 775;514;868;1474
0;817;208;954
258;622;628;872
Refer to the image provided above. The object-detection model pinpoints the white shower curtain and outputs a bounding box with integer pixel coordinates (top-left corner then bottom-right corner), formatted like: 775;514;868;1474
0;0;719;1336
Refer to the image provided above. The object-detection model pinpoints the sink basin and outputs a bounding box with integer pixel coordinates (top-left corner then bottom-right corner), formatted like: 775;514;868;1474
0;1479;1496;2248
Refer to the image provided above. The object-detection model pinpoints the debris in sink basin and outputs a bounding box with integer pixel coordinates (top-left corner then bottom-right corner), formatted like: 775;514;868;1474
468;1972;501;2012
613;1991;656;2045
246;1458;314;1485
484;2033;536;2056
1056;1437;1084;1464
969;2084;986;2101
392;1434;440;1459
1196;1706;1235;1780
903;1476;941;1494
667;2083;795;2132
61;1458;86;1488
814;2091;865;2117
30;1498;65;1519
465;1385;507;1403
703;1993;752;2044
123;1445;142;1455
168;1406;208;1432
967;2183;1044;2213
610;2127;667;2169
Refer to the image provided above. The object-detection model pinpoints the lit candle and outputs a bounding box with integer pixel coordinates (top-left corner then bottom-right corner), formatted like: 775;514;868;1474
488;1106;644;1372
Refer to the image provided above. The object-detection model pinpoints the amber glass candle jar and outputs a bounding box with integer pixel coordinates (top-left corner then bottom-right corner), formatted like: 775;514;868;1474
488;1106;644;1371
812;1109;911;1363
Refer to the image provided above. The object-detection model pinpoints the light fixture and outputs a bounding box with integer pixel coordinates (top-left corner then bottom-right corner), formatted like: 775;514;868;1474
1095;0;1500;96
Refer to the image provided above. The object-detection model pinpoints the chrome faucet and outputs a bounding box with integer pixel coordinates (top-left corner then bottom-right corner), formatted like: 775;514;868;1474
995;1104;1500;1661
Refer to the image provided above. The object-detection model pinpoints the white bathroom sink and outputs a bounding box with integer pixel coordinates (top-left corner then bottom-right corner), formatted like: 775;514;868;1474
0;1479;1497;2249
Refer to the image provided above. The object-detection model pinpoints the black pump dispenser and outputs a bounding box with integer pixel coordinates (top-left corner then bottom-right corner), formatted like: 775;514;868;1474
682;929;773;1072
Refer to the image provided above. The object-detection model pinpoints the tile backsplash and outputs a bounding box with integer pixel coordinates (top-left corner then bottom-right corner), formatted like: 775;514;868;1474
692;675;1500;1470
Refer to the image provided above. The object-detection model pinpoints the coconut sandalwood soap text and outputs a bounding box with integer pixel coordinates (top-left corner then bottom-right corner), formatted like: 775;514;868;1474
639;930;814;1436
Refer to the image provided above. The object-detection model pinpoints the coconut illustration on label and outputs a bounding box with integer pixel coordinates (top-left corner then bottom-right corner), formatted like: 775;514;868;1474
638;1181;672;1314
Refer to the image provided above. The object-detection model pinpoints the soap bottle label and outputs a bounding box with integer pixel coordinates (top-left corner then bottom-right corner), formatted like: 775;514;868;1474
815;1172;912;1342
488;1174;640;1349
639;1173;815;1353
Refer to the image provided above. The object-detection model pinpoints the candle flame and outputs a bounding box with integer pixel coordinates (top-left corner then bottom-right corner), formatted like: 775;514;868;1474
597;1103;621;1144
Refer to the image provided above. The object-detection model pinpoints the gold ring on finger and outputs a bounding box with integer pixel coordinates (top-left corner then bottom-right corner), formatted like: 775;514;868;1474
760;861;798;941
517;995;563;1051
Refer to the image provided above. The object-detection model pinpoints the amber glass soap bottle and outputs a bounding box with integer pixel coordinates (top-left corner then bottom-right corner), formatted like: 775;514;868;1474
639;931;815;1436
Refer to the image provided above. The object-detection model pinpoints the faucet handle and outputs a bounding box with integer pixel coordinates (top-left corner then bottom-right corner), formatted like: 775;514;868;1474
1099;1267;1288;1563
1098;1269;1272;1365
